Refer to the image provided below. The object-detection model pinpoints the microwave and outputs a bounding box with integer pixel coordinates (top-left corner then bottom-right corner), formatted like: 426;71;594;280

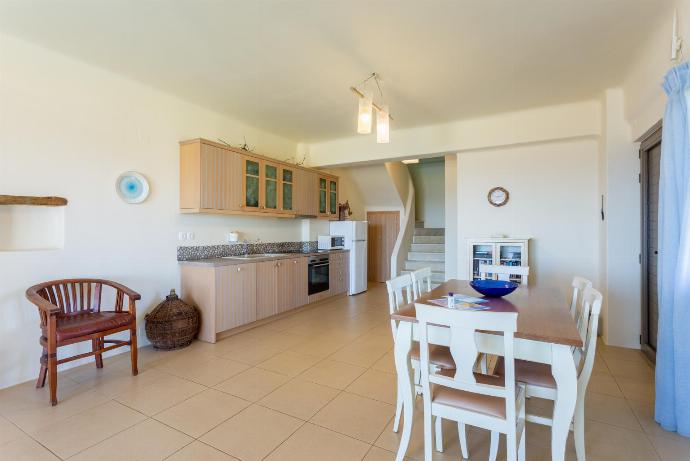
318;235;345;250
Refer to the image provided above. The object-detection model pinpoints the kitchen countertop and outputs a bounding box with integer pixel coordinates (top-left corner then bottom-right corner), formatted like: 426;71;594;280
178;248;349;267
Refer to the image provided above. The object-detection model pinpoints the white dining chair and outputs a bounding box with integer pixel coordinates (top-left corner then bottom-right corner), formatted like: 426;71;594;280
570;276;593;320
494;286;603;461
416;303;526;461
386;274;455;434
411;267;434;299
479;264;530;286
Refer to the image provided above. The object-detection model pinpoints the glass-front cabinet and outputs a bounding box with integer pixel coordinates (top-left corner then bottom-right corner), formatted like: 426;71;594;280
466;238;530;284
263;162;279;212
318;175;338;218
281;168;294;213
242;157;261;211
329;179;337;215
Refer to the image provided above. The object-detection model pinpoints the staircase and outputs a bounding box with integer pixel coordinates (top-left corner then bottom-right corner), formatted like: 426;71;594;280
402;222;445;285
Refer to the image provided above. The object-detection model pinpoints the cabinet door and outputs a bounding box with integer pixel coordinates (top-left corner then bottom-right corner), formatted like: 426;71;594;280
469;242;494;281
263;161;280;212
242;156;262;211
281;167;294;213
318;177;328;216
276;260;291;313
497;243;527;284
306;171;319;216
215;263;257;331
256;261;278;320
293;257;308;307
328;178;338;217
199;143;243;211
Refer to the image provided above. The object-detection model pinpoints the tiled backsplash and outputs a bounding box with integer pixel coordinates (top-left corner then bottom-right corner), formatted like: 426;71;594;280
177;241;318;261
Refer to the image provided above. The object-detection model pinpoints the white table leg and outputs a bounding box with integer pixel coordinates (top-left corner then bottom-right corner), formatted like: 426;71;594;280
393;321;414;461
551;344;578;461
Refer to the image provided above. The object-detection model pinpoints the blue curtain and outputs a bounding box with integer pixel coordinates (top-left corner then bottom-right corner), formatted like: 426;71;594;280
656;62;690;436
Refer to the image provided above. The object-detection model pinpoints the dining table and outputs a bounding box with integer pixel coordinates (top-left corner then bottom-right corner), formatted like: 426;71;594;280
390;279;583;461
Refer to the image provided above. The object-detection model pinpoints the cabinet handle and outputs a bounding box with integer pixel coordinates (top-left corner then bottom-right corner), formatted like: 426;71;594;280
261;205;265;209
293;260;297;264
237;267;241;272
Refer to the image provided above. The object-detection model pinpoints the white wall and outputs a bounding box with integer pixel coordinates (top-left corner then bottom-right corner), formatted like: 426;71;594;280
444;155;458;279
456;139;601;302
329;164;404;221
0;33;310;389
409;160;445;228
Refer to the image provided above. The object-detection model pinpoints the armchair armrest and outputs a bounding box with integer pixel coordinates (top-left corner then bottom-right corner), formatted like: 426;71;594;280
25;290;61;315
100;280;141;301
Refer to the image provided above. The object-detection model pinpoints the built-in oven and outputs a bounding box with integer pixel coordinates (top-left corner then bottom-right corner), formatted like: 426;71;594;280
308;255;329;295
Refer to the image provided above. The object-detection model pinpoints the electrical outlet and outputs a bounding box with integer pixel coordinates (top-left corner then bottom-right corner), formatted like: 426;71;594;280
178;232;187;241
187;232;195;240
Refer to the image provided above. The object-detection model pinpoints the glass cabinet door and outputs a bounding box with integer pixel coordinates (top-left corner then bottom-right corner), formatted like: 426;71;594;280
471;244;494;280
497;243;525;283
329;179;337;215
318;178;327;214
282;168;293;212
264;162;279;211
244;158;261;209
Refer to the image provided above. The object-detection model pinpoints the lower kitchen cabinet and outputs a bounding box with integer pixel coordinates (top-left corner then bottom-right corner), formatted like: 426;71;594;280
180;252;346;343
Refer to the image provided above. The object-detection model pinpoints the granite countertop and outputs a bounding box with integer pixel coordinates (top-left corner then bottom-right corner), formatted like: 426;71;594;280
179;248;349;267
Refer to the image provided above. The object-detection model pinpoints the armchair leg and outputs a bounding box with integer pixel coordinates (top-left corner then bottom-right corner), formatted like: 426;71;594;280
130;327;138;376
93;338;104;369
48;351;57;406
36;347;48;388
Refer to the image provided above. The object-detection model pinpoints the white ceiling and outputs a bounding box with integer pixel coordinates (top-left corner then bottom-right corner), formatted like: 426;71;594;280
0;0;670;142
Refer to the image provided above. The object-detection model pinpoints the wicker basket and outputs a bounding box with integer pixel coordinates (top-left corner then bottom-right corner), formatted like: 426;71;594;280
145;289;200;350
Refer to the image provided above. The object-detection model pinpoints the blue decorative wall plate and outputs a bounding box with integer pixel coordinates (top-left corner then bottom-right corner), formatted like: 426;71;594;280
116;171;150;204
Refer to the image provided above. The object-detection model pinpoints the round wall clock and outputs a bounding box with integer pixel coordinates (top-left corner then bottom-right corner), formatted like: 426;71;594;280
487;186;509;207
116;171;150;204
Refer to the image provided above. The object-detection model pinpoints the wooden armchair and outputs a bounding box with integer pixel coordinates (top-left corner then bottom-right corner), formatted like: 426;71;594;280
26;279;140;405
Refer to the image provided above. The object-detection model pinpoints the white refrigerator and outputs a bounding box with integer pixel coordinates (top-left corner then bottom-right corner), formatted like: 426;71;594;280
329;220;368;295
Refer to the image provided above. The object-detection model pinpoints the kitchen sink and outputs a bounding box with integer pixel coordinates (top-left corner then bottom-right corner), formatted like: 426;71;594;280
222;253;288;259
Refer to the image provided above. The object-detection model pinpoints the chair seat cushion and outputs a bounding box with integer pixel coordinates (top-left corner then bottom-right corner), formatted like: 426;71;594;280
432;369;507;419
55;311;134;342
410;343;456;369
495;357;556;389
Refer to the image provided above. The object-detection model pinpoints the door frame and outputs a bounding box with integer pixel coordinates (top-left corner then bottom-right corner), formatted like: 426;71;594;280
639;120;662;364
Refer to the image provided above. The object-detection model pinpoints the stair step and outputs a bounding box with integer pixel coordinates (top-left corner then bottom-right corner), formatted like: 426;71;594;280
413;236;445;244
403;260;445;271
414;228;445;236
402;270;446;283
410;243;444;252
415;221;425;229
407;252;445;262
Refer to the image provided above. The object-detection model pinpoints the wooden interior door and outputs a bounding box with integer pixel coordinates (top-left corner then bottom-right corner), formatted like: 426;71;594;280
640;122;661;363
367;211;400;282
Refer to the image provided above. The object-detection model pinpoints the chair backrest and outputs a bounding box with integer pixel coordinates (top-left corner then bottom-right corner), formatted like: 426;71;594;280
386;274;414;338
29;280;106;315
416;302;518;423
479;264;530;286
569;276;593;320
576;287;603;391
410;267;433;299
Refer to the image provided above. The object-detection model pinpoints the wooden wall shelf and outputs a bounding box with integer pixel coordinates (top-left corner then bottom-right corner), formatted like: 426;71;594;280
0;195;68;207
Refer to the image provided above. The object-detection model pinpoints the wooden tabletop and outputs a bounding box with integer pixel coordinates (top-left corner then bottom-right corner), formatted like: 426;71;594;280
391;280;583;347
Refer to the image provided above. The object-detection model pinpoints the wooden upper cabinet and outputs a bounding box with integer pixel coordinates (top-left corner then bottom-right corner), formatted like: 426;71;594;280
180;140;242;211
180;138;337;218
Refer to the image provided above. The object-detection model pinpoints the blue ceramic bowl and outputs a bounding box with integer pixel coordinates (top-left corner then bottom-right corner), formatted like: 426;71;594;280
469;279;519;297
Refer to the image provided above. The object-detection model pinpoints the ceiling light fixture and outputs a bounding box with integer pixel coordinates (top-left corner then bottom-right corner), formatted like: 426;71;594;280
350;73;392;143
402;159;419;164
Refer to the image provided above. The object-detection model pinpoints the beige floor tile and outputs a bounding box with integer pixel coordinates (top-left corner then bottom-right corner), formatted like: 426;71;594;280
300;359;367;390
160;356;249;387
114;375;205;416
259;378;339;420
372;351;397;374
311;392;394;443
257;351;322;377
346;369;397;405
201;405;303;461
265;422;371;461
69;418;192;461
78;368;171;398
587;372;624;398
580;419;660;461
617;376;656;404
288;334;351;358
0;435;60;461
214;367;290;401
593;355;611;375
216;342;283;365
584;392;643;431
628;400;684;441
154;389;249;437
600;345;652;366
31;400;145;458
0;415;24;446
166;441;239;460
364;446;398;461
606;358;655;380
650;433;690;461
329;339;391;368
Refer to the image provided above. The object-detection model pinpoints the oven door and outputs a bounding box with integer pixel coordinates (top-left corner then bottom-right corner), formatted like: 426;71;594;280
308;260;330;295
